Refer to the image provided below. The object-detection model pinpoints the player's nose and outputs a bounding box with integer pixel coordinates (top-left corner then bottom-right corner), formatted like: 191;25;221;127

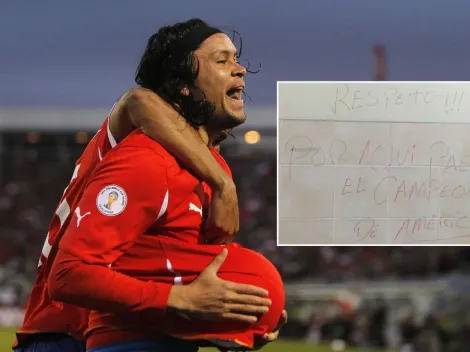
233;62;247;78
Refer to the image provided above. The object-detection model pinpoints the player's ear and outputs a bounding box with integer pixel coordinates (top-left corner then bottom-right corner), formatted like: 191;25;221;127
180;86;190;96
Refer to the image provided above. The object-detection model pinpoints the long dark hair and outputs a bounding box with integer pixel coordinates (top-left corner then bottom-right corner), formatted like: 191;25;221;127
135;18;215;127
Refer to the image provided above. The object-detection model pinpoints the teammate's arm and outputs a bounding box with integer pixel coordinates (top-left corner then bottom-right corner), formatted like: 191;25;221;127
109;87;239;240
48;146;270;322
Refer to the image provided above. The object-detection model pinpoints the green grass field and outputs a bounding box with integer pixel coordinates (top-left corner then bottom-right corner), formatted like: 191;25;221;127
0;328;395;352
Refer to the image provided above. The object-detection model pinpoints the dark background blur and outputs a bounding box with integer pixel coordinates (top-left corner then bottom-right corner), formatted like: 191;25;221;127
2;1;470;351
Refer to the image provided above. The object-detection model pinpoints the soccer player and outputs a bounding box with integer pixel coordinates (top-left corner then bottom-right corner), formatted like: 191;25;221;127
11;35;254;352
47;19;285;352
13;104;243;352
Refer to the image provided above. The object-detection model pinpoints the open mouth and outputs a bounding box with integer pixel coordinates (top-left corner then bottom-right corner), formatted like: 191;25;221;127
226;87;244;101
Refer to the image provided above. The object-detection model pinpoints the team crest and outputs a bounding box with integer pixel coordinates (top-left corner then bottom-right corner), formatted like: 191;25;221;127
96;185;127;216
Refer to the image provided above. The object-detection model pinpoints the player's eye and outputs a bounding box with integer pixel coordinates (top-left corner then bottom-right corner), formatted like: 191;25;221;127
217;59;227;64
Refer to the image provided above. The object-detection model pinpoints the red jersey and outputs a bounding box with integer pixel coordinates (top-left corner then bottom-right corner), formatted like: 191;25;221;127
51;130;237;349
89;238;285;350
16;116;118;346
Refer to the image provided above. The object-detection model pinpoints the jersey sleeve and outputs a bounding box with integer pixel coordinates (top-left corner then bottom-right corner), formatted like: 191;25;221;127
60;146;168;265
49;145;173;313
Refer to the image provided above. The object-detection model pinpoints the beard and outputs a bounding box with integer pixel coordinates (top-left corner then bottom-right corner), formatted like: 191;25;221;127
186;85;246;134
207;109;246;132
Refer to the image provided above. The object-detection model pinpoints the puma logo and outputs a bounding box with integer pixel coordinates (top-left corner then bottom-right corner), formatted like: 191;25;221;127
189;202;202;217
75;207;91;227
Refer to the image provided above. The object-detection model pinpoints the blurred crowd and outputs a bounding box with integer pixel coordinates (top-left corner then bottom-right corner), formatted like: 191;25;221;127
283;296;470;352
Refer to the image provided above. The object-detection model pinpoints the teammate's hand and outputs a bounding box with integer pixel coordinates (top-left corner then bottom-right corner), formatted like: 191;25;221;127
167;248;271;323
253;310;288;350
204;178;239;245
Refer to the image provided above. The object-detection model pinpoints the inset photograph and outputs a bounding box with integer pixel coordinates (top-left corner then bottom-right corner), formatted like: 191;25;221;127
278;81;470;245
